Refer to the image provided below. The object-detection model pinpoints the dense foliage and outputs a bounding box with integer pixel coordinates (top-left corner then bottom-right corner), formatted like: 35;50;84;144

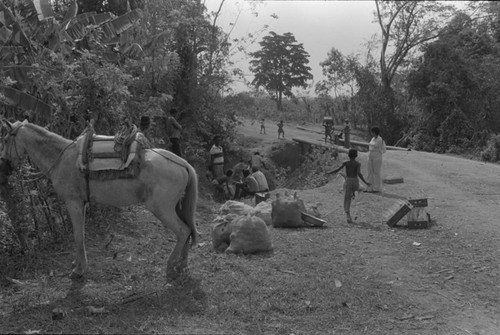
407;7;500;154
0;0;239;254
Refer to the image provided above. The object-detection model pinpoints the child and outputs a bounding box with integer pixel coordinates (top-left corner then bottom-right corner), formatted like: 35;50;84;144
212;169;234;202
260;118;266;134
326;149;370;223
277;120;285;139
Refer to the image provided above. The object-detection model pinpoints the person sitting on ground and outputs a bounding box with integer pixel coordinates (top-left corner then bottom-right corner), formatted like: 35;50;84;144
251;166;269;193
233;169;259;200
212;169;234;202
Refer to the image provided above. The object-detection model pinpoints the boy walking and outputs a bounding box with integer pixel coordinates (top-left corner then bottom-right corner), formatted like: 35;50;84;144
260;118;266;134
326;149;370;223
277;120;285;139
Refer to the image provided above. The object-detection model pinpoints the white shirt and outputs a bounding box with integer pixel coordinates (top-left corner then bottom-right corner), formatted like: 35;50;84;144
369;136;386;154
210;145;224;164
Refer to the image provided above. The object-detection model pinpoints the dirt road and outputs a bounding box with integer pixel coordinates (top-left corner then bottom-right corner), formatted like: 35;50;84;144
239;119;500;334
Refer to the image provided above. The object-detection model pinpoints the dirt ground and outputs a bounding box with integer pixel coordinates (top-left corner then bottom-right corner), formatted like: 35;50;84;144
239;119;500;334
1;118;500;334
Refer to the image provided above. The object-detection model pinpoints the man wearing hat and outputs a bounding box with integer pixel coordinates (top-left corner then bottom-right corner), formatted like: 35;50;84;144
166;108;183;157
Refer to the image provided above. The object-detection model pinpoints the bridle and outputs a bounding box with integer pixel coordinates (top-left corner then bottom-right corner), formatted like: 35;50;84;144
0;121;75;177
0;122;23;176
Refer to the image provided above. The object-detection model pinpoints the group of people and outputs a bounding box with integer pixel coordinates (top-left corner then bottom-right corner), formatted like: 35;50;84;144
322;118;351;148
209;140;269;202
259;119;285;139
140;110;386;220
327;126;386;223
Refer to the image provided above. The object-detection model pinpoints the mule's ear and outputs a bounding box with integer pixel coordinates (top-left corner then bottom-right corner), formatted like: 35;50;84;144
1;120;12;131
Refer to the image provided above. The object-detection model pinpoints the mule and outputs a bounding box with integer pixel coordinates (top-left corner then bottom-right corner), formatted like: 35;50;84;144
0;119;198;280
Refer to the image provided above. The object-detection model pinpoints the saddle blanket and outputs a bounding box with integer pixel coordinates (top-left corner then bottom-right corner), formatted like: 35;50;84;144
76;134;140;172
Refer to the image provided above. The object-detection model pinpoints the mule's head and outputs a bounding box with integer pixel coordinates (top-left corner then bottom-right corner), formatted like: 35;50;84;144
0;119;25;184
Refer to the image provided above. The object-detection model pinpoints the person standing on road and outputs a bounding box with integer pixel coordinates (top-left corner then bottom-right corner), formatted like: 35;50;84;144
277;120;285;139
326;149;370;223
260;118;266;134
366;126;386;193
166;108;183;157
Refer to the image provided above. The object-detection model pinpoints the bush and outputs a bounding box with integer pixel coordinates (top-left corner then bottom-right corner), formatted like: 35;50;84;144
480;135;500;162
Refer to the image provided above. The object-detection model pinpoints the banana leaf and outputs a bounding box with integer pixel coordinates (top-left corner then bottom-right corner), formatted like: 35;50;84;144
0;86;51;115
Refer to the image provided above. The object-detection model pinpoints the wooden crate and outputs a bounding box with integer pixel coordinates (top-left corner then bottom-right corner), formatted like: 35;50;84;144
407;207;431;229
408;190;428;207
408;198;428;207
384;200;412;227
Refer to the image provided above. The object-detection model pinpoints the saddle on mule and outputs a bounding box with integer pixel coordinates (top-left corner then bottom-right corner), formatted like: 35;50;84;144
76;123;151;180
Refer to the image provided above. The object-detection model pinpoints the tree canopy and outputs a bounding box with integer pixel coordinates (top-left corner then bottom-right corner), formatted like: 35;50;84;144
249;31;312;111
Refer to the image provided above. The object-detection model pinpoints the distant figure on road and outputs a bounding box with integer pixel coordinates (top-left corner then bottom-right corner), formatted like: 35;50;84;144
277;120;285;139
366;126;386;193
326;149;370;223
322;117;334;143
260;118;266;134
343;119;350;148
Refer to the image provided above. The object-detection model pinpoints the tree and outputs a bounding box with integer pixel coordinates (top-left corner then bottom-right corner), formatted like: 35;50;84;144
375;0;456;90
373;0;456;143
249;31;312;111
317;48;362;126
407;10;500;153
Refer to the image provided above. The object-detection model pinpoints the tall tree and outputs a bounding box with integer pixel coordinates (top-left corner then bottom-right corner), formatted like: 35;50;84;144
249;31;312;111
374;0;456;143
375;0;456;90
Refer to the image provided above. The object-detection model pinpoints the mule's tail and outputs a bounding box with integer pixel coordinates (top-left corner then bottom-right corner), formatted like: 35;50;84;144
181;163;199;247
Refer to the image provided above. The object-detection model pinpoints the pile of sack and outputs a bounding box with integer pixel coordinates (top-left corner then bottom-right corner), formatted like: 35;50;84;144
211;192;326;254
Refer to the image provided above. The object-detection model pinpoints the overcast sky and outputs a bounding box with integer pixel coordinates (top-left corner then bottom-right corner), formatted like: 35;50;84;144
204;0;380;93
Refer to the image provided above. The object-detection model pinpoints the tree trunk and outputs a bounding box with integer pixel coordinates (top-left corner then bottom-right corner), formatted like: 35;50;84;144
277;89;282;111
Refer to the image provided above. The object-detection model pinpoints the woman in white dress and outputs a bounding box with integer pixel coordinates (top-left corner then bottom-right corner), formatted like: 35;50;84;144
366;126;386;193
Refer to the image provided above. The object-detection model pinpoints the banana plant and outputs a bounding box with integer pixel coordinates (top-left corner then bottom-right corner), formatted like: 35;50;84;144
0;0;143;115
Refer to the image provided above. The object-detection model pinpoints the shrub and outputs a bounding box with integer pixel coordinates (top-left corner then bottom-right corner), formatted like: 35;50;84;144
480;134;500;162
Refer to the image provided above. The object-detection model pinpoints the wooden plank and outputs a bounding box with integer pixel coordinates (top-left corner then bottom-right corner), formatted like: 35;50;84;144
383;177;404;184
336;138;410;151
294;126;409;151
292;137;349;154
384;199;412;227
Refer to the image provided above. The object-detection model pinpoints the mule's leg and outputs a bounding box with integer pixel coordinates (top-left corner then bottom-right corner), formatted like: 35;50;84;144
66;201;88;278
147;205;191;280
